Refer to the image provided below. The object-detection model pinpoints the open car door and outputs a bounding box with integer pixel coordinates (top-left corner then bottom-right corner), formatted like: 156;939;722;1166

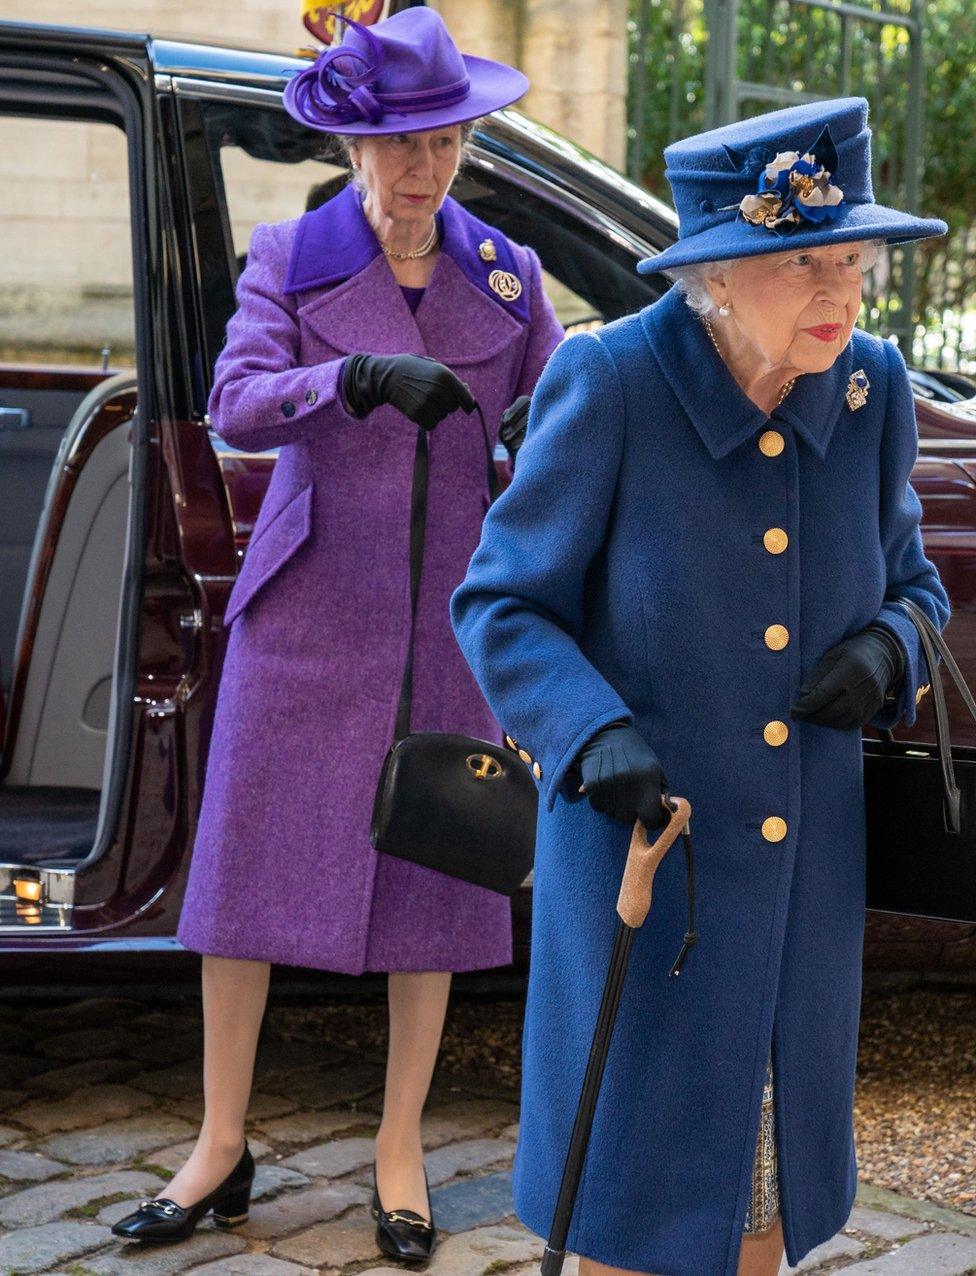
0;23;226;947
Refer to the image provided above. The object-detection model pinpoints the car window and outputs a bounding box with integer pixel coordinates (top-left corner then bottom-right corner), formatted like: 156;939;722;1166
0;110;136;707
188;97;655;379
0;115;135;368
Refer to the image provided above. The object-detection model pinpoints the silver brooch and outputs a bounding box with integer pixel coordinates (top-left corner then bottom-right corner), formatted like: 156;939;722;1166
846;369;870;410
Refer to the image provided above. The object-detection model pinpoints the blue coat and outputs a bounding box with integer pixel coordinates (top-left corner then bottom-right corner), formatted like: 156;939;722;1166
449;283;950;1275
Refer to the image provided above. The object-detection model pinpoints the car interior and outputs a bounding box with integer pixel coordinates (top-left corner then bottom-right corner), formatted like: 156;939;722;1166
0;91;138;902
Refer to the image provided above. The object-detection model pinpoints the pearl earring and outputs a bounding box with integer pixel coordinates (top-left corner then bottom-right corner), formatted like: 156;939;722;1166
718;303;731;316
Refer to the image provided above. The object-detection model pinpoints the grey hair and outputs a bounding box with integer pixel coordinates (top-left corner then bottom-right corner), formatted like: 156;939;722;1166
337;118;479;193
661;237;890;319
660;257;737;320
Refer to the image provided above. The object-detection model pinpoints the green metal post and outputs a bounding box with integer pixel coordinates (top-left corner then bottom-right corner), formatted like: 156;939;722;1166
703;0;739;130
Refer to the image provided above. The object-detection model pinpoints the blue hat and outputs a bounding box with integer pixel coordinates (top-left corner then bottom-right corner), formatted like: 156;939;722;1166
637;96;947;274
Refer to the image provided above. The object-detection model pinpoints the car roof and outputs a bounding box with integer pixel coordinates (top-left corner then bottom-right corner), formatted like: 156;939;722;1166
151;35;316;86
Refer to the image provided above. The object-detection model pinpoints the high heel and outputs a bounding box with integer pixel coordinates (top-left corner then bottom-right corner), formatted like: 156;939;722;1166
212;1180;253;1229
371;1156;436;1264
111;1139;255;1243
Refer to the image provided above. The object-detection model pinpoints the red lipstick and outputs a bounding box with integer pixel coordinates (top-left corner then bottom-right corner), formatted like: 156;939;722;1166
804;324;842;342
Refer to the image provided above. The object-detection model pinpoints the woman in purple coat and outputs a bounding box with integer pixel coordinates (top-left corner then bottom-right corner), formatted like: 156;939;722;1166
112;8;563;1259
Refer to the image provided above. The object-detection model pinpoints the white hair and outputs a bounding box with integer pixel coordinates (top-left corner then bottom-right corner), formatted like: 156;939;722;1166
661;238;889;319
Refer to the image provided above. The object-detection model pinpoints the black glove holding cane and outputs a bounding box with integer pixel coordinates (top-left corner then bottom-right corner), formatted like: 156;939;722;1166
570;720;670;830
342;353;475;430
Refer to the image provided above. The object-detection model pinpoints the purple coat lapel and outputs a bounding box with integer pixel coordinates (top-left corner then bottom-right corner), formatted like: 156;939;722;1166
282;181;529;363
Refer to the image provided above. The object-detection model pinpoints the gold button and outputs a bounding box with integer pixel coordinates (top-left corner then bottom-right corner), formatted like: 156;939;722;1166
763;720;789;746
518;748;532;764
758;430;784;456
764;624;789;650
504;735;517;751
762;816;787;842
916;684;930;704
763;528;788;554
532;761;542;779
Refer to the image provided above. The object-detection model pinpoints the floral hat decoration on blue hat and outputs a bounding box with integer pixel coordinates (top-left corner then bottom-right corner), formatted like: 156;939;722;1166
638;96;947;274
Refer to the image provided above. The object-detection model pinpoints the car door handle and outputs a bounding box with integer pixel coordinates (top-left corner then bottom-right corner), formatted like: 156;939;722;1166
0;406;30;430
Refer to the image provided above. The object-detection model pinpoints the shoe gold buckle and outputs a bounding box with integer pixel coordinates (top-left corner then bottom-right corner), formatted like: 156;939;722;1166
139;1198;176;1214
385;1211;432;1229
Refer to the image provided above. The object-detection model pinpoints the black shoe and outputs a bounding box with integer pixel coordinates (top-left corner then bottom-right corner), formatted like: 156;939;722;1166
111;1139;255;1243
370;1156;436;1264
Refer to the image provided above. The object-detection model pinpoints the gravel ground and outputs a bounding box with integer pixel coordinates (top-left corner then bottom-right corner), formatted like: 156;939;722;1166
273;977;976;1218
855;981;976;1215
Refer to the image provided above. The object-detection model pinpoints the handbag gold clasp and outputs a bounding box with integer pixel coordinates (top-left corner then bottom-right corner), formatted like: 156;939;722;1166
465;753;502;780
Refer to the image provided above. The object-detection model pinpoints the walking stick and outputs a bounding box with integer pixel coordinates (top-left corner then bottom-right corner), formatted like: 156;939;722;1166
539;791;696;1276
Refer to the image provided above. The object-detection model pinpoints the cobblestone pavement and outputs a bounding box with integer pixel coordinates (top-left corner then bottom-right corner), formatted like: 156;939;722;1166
0;988;973;1276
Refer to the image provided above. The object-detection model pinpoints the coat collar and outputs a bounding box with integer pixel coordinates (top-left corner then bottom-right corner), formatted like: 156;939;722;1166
640;284;854;461
282;180;530;325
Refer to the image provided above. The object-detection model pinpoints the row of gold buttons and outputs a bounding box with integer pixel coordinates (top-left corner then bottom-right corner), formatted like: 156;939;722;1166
504;734;542;780
759;430;788;844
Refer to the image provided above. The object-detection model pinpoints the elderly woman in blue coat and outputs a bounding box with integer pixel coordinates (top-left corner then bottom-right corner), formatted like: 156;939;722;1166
450;97;950;1276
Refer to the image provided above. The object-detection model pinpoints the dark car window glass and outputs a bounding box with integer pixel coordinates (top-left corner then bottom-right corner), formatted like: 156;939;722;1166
192;98;657;378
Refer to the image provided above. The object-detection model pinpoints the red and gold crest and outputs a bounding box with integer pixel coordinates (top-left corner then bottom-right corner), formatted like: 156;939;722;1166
302;0;387;45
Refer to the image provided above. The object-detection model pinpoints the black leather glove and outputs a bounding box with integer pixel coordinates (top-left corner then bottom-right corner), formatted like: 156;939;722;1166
570;720;669;829
789;624;905;730
342;353;475;430
498;394;531;462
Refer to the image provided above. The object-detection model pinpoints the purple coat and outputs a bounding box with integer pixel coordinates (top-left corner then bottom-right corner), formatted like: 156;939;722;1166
176;182;564;973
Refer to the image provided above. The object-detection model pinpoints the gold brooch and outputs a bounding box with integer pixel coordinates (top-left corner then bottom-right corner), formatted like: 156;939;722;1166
478;238;497;261
845;369;870;410
488;269;522;301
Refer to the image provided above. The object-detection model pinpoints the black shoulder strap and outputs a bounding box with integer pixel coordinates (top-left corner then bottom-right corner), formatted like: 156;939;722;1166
393;401;499;742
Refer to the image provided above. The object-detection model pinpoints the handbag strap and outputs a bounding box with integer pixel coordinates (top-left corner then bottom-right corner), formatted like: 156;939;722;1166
888;595;976;833
393;399;499;743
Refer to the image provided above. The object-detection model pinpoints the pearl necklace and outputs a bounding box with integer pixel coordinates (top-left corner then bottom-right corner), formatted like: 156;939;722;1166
380;219;439;260
702;316;796;407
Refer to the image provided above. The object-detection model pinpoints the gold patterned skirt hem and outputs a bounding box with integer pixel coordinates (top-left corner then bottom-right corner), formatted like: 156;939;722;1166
742;1044;780;1234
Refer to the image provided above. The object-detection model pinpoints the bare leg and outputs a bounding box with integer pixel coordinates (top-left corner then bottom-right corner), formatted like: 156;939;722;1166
576;1214;784;1276
738;1216;785;1276
161;955;271;1207
579;1258;656;1276
374;970;453;1218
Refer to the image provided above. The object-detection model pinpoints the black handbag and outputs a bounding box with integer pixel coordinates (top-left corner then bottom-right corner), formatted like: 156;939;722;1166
863;594;976;924
369;402;539;896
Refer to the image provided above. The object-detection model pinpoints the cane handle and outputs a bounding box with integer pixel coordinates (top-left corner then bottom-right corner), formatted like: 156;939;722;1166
616;795;692;928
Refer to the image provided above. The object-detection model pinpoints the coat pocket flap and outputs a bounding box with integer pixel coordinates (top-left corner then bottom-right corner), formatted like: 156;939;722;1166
223;482;313;627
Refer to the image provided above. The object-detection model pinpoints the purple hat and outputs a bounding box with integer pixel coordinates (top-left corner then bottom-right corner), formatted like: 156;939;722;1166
282;7;529;136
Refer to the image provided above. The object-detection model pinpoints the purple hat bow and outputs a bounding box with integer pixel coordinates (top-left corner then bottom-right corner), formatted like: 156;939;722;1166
284;10;471;130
